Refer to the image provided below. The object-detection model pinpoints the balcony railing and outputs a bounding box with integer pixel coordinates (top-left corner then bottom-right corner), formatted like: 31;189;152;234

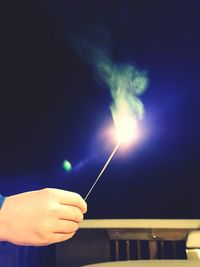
56;219;200;267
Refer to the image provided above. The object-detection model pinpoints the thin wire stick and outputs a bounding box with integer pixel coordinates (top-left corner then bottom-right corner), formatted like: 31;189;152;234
84;142;120;200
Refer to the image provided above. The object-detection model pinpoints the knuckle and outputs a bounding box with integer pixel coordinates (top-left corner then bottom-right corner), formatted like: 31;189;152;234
74;193;82;203
42;188;51;193
73;193;87;212
38;221;53;238
46;203;58;216
68;222;79;233
37;226;54;245
41;188;53;198
83;202;87;213
42;188;56;197
75;211;83;222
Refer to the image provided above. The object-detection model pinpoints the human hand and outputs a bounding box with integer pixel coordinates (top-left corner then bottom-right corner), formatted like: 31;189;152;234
0;188;87;246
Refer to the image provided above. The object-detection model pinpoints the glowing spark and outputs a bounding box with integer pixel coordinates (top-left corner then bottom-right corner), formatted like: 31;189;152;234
85;142;120;200
116;116;138;144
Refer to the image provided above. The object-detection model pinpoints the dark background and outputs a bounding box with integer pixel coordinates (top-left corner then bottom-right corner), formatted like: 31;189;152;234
0;0;199;219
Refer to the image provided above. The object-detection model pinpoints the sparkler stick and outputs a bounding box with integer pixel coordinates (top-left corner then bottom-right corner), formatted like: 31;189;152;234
85;142;120;200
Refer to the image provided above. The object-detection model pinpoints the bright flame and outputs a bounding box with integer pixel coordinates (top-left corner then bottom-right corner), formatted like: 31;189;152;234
116;116;138;144
110;98;139;145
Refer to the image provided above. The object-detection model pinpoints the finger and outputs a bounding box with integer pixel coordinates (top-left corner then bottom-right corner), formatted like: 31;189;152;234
58;205;84;223
57;190;87;213
54;220;79;234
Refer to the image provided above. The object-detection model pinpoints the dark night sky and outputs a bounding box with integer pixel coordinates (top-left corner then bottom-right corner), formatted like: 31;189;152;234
0;0;199;218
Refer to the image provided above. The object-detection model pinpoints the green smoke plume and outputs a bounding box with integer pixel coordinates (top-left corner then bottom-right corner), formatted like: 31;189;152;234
66;5;148;130
70;36;148;128
96;50;148;124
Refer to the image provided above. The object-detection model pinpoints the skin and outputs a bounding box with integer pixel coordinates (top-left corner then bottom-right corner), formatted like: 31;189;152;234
0;188;87;246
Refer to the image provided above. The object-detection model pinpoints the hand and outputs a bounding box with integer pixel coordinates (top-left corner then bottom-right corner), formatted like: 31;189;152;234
0;188;87;246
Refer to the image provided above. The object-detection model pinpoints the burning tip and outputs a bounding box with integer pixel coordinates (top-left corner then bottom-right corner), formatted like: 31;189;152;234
116;117;138;145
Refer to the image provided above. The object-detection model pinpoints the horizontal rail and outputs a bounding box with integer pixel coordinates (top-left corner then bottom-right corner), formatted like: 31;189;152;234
80;219;200;229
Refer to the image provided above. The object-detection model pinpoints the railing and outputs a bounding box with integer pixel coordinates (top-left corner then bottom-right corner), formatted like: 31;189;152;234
80;219;200;261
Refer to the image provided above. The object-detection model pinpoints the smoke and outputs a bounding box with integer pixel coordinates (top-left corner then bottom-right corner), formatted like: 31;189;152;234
66;2;148;132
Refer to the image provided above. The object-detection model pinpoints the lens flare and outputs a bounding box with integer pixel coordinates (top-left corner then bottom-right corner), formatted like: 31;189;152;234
63;160;72;172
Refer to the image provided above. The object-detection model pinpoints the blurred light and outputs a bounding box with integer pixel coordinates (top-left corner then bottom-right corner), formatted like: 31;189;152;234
63;160;72;172
116;116;138;144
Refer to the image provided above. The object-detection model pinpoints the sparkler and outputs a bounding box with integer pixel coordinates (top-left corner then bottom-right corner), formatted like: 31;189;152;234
68;32;149;200
83;64;147;200
85;116;139;200
82;60;147;201
67;24;149;200
85;142;120;200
